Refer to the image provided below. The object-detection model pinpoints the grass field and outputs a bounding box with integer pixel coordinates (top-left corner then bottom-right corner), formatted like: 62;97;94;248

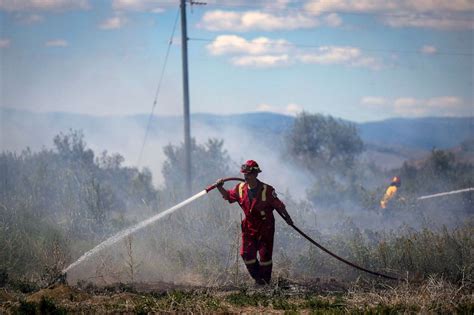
1;275;472;314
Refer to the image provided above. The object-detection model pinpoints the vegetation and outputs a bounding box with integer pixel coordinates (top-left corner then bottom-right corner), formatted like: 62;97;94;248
2;277;471;314
0;130;159;284
284;112;371;209
285;112;364;171
161;138;231;200
0;120;472;312
399;149;474;199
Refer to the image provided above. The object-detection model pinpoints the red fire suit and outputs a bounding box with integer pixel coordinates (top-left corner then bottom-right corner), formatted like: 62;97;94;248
223;180;286;284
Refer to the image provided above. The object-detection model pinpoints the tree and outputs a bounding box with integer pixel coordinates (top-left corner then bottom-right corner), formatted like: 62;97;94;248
162;138;232;199
284;112;365;208
399;148;474;196
285;112;364;173
0;130;162;281
53;129;94;166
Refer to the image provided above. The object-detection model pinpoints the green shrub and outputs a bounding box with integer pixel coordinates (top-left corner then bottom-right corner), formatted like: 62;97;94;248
39;296;67;315
15;300;36;315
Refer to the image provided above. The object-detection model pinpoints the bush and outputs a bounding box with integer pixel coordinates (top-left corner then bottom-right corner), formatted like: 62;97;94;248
0;130;159;283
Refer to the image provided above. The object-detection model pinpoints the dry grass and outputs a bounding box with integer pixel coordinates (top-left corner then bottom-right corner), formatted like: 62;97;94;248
1;277;472;314
346;276;473;313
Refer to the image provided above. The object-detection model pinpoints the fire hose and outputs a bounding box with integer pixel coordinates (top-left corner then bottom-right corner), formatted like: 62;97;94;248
207;177;400;281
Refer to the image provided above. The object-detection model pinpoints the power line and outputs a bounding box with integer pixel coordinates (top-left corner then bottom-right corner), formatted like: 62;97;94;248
137;9;180;167
189;37;474;57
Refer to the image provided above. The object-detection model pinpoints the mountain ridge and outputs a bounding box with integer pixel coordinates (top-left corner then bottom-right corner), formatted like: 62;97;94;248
2;107;472;150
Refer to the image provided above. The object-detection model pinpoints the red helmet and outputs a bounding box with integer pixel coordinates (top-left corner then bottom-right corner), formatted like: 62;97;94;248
240;160;262;174
391;176;401;186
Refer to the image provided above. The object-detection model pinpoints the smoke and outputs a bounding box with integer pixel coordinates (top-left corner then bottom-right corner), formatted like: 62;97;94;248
1;109;309;196
3;108;470;232
188;119;313;199
2;108;472;285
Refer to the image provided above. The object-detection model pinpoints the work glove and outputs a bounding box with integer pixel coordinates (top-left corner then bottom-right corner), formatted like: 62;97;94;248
215;178;225;187
279;209;293;225
284;215;294;226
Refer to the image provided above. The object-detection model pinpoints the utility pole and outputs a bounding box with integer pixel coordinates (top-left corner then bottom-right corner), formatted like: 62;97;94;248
180;0;192;195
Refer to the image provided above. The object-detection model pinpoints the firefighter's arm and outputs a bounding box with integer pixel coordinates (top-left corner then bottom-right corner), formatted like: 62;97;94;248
215;178;229;200
216;179;240;203
269;187;293;225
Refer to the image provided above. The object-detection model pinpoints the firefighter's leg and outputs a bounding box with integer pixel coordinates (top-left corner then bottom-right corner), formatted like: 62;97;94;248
240;232;263;284
258;232;274;284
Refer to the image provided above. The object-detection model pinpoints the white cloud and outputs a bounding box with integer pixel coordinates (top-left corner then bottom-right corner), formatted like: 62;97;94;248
299;46;361;64
208;36;383;70
427;96;463;108
207;35;291;56
231;54;289;68
0;0;90;11
268;0;291;10
420;45;437;54
361;96;469;117
150;8;164;14
100;16;127;30
112;0;165;12
384;14;473;30
0;38;11;48
256;103;303;116
204;0;291;10
324;13;342;27
298;46;383;69
200;10;318;32
305;0;473;15
350;56;383;70
304;0;474;30
394;97;419;108
286;103;304;115
257;104;273;111
360;97;388;106
45;39;68;47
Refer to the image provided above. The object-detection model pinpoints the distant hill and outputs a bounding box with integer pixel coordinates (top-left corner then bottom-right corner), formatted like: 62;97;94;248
358;117;473;150
191;113;473;150
191;112;294;135
2;108;472;172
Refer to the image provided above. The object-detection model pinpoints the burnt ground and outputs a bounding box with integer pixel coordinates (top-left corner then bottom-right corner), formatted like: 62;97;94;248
1;277;472;314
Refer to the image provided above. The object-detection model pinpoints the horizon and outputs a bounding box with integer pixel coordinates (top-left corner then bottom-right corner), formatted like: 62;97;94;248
2;106;473;123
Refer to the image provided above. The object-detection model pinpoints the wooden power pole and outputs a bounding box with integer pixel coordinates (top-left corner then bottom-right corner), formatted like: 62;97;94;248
180;0;192;195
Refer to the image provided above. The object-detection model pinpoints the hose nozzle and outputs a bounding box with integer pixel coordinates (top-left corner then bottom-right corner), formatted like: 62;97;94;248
205;177;244;193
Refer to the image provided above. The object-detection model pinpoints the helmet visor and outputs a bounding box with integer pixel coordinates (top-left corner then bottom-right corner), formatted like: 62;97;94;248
240;163;261;174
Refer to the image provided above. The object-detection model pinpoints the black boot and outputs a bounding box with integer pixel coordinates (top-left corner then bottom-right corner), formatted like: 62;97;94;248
259;263;272;285
245;261;264;284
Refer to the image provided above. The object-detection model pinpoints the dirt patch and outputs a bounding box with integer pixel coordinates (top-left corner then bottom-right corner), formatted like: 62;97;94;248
132;280;202;293
0;289;18;303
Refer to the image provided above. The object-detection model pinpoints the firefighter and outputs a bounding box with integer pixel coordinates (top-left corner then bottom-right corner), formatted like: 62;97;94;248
215;160;293;285
380;176;401;209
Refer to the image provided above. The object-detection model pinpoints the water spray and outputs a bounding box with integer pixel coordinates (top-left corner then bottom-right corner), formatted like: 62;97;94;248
417;187;473;200
56;177;244;284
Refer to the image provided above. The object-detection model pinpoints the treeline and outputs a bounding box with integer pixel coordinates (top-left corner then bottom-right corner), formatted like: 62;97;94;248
1;131;160;282
285;112;473;212
0;130;236;286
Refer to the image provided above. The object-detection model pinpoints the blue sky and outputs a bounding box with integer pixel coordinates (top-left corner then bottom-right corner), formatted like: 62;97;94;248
1;0;473;122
